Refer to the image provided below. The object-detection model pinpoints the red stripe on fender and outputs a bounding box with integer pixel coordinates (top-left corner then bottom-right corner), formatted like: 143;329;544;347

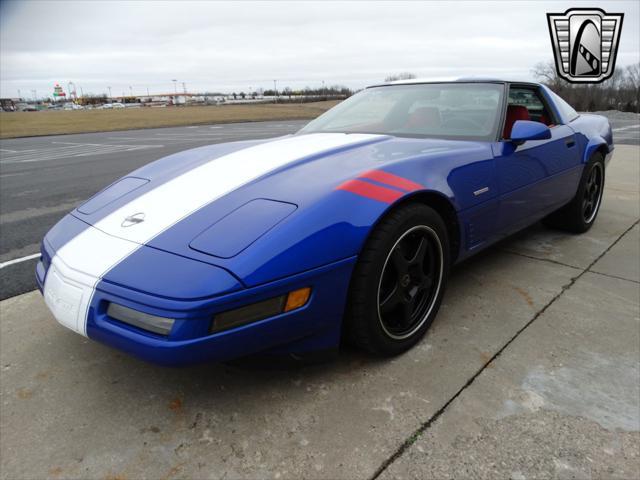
360;170;423;191
336;179;404;204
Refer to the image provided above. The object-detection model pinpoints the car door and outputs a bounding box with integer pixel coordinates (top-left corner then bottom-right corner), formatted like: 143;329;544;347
494;85;580;234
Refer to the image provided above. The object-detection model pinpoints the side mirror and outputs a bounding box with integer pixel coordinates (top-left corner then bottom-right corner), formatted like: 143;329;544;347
509;120;551;146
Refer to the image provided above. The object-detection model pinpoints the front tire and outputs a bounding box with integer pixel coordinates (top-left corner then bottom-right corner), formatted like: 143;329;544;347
346;203;450;356
543;152;605;233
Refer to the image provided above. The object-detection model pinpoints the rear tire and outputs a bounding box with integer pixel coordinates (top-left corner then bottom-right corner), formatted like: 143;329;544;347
345;203;450;356
543;152;605;233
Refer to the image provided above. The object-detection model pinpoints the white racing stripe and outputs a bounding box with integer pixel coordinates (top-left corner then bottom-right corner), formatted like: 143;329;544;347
43;133;381;336
92;133;380;244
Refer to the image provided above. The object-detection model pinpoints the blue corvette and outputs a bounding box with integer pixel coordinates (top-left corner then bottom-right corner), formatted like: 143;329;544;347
37;79;613;366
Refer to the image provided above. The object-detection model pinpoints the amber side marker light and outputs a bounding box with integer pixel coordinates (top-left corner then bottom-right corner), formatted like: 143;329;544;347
210;287;312;333
285;287;312;312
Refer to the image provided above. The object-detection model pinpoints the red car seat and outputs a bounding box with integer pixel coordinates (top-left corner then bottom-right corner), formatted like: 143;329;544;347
539;113;554;127
503;105;530;138
404;107;441;130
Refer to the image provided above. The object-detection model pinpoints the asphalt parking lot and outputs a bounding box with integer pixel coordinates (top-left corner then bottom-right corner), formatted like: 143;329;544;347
0;120;308;300
1;135;638;478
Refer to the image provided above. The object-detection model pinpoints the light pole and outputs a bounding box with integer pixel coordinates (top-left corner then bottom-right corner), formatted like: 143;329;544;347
273;79;277;102
107;86;112;101
172;79;178;105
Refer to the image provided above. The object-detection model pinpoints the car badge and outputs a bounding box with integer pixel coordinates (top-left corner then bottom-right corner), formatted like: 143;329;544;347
121;212;146;227
547;8;624;83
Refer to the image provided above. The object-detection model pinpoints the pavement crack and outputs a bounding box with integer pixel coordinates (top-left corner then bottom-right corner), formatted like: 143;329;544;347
587;269;640;284
370;218;640;480
501;249;583;271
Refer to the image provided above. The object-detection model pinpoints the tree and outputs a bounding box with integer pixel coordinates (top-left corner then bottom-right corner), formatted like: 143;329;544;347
384;72;417;82
531;61;565;91
532;60;639;113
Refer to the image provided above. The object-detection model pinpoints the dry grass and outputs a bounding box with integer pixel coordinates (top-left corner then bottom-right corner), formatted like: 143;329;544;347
0;101;340;139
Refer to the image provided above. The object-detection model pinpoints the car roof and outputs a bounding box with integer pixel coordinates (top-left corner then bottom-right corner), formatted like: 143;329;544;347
368;77;541;88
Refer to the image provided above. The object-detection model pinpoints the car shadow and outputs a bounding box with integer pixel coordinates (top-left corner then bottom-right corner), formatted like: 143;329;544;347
83;221;554;400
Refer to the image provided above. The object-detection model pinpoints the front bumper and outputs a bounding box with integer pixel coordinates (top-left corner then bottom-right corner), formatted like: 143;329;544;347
37;220;356;366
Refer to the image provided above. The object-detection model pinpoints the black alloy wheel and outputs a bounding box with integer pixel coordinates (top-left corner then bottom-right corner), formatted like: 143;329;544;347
346;203;450;356
377;225;443;340
583;162;603;224
542;152;606;234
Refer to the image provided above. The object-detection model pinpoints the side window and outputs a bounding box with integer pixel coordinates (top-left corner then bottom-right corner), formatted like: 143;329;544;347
507;87;554;125
502;86;558;139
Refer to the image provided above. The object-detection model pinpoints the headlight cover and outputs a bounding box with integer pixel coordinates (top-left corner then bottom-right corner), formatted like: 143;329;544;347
211;287;311;333
107;302;175;336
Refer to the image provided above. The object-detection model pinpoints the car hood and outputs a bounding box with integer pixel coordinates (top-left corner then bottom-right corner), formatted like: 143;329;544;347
73;133;384;242
72;132;490;286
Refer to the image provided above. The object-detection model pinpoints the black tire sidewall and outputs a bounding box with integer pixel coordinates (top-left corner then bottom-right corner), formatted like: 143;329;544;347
574;153;606;232
347;204;450;355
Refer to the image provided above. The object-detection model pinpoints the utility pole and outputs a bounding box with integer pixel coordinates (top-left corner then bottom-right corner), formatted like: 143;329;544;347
171;79;178;105
32;89;37;102
107;86;112;100
273;79;277;102
129;85;133;97
182;82;186;94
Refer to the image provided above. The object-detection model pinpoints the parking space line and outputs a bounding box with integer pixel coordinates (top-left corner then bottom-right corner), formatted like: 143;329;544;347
613;125;640;131
0;142;165;164
0;253;40;269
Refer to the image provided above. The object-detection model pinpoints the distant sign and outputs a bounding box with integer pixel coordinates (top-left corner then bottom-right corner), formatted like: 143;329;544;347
53;83;66;97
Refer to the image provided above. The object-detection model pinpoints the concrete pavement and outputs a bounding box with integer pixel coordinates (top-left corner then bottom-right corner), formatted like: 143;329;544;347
0;145;638;479
380;255;639;479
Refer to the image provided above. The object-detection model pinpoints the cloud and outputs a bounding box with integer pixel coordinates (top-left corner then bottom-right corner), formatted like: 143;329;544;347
1;0;638;98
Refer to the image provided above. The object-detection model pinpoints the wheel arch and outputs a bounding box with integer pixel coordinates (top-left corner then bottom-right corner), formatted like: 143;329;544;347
343;189;456;351
377;190;461;264
583;136;610;164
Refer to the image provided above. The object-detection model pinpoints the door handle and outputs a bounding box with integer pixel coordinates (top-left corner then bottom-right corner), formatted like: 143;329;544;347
565;138;576;148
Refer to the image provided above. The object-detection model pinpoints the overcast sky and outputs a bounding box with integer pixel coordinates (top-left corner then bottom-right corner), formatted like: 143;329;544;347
1;0;638;99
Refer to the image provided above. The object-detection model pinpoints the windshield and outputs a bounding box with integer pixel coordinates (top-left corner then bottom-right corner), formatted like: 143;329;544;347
299;83;504;141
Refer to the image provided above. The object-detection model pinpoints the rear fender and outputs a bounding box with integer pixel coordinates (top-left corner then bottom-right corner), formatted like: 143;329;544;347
584;136;611;164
